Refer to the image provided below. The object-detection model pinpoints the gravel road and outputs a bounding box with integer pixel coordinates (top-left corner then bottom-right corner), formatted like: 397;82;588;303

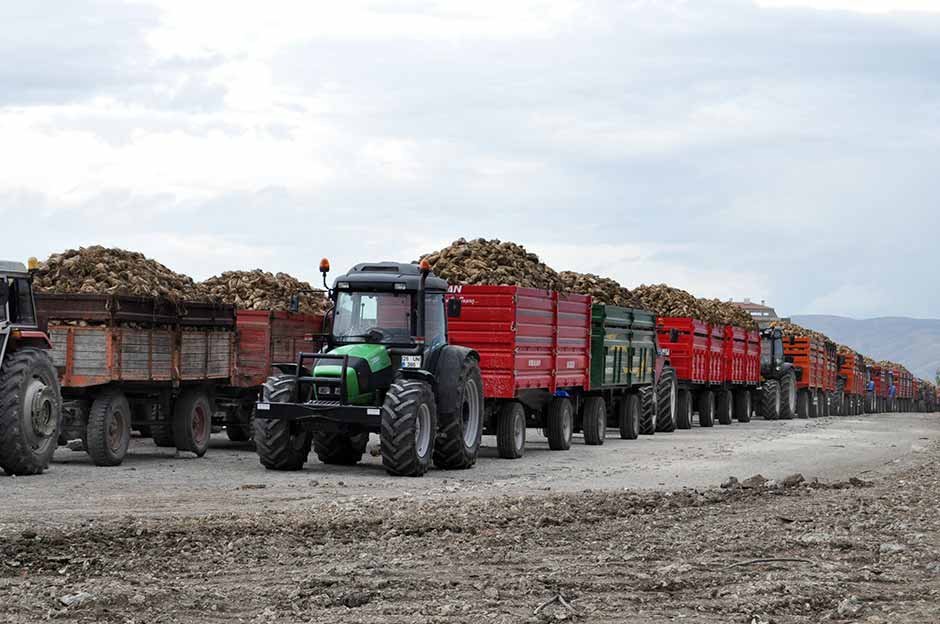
1;413;939;623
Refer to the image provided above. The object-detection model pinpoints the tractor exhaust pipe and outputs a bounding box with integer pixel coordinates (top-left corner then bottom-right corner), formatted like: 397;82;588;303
417;259;430;347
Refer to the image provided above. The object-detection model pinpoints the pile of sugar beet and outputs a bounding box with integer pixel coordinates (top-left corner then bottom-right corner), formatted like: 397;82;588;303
33;246;328;315
419;238;758;329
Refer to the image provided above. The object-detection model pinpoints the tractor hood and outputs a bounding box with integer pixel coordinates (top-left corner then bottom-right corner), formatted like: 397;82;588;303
313;343;393;404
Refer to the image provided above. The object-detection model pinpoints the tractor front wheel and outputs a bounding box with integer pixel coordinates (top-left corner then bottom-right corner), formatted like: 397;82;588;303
173;389;212;457
433;356;484;470
86;389;131;467
313;431;368;465
255;375;312;471
381;379;437;476
0;348;62;476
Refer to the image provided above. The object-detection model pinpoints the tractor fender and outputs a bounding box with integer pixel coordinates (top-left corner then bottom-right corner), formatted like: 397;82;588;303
9;330;53;350
431;345;480;415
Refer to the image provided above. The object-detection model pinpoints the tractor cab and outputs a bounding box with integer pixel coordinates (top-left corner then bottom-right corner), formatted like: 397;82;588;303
759;327;784;375
1;260;45;365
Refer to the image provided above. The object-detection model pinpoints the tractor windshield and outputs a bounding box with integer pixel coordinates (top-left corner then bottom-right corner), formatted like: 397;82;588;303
0;277;8;324
333;291;414;344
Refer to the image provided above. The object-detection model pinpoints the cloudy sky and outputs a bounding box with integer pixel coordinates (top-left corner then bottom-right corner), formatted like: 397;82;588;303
2;0;939;318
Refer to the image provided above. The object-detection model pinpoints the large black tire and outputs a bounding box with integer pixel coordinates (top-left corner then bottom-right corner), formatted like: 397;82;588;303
716;389;733;425
675;389;693;430
582;397;607;446
618;395;640;440
86;389;131;467
226;402;254;442
698;390;715;427
638;386;657;435
497;401;526;458
313;431;368;465
734;390;752;423
796;389;812;419
779;372;796;420
759;381;780;420
546;397;574;450
819;391;829;418
656;367;678;433
0;348;62;476
255;375;312;471
433;357;484;470
173;389;212;457
381;378;437;476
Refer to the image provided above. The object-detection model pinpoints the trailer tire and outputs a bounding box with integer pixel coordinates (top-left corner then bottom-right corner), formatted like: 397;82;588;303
734;390;752;423
656;367;678;433
0;348;62;476
638;386;657;435
818;391;829;417
717;389;733;425
796;389;812;418
582;397;607;446
313;431;368;465
676;389;693;430
173;389;212;457
779;372;796;420
759;381;780;420
698;390;715;427
381;378;437;476
547;397;574;450
255;375;312;471
497;401;526;458
618;395;640;440
433;356;483;470
86;389;131;467
226;402;254;442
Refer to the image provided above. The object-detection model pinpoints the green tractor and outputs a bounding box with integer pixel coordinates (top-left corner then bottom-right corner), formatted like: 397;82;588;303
253;260;484;477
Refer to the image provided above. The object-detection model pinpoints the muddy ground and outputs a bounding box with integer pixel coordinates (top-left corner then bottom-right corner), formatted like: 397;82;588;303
1;413;939;623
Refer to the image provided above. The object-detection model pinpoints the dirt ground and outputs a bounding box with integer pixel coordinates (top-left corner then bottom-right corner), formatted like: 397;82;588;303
2;413;939;623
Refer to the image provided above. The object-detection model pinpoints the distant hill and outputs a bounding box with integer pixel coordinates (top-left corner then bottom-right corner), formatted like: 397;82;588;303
792;315;940;382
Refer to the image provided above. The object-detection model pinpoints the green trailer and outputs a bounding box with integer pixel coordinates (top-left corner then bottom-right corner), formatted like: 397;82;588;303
576;304;678;443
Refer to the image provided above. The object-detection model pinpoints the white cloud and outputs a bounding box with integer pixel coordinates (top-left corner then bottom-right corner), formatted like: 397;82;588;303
756;0;940;14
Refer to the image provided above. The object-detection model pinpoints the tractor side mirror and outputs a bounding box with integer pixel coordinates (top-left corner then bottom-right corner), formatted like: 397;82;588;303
446;298;462;318
0;280;8;308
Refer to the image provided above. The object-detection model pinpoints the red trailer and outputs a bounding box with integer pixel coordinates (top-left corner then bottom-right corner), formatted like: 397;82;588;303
837;350;866;416
781;334;827;418
446;285;595;456
657;318;756;427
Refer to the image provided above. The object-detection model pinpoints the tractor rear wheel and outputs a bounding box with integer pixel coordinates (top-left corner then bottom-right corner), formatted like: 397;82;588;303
582;397;607;446
779;372;796;420
734;390;752;423
717;389;733;425
496;401;526;458
675;389;693;430
618;395;640;440
546;397;574;450
433;356;484;470
173;389;212;457
86;389;131;467
698;390;715;427
255;375;312;471
638;386;657;435
656;367;678;433
381;379;437;476
313;431;368;465
0;348;62;476
759;381;780;420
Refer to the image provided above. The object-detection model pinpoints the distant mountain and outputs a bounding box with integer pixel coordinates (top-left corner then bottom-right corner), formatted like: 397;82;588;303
792;315;940;382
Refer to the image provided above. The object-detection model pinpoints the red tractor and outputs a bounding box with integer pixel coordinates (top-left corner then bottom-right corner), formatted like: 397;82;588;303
0;260;62;475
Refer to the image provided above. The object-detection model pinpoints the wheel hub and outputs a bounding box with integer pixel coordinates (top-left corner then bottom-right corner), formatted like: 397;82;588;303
415;403;431;457
462;378;481;447
25;378;57;440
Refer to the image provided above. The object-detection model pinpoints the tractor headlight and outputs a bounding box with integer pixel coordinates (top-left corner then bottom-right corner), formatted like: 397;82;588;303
318;386;334;395
394;282;407;290
337;282;350;290
401;355;422;369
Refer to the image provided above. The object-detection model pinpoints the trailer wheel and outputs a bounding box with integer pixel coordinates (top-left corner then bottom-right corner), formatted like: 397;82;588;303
618;395;640;440
698;390;715;427
546;397;574;450
582;397;607;446
759;381;780;420
0;348;62;475
173;389;212;457
796;389;811;418
86;389;131;467
433;356;484;470
734;390;752;423
817;391;828;417
313;431;368;465
656;367;678;433
675;390;693;430
779;372;796;420
381;378;437;476
638;386;657;435
717;389;733;425
497;401;526;458
255;375;312;471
